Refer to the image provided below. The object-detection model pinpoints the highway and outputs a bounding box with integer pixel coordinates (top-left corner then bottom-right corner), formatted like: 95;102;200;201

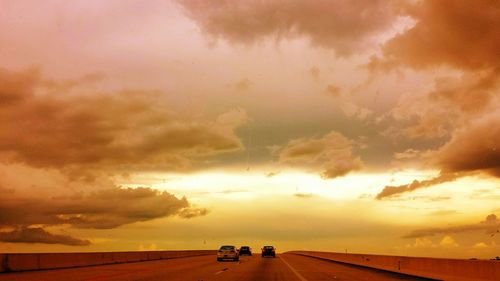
0;253;436;281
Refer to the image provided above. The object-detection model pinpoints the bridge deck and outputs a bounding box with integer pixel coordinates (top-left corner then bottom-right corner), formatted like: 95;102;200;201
0;253;435;281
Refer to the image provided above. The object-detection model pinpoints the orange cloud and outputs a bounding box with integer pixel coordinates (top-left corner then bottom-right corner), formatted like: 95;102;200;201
179;0;399;55
279;131;362;178
0;187;203;229
372;1;500;197
0;227;90;246
378;110;500;198
433;112;500;177
429;69;500;114
376;173;460;200
403;214;500;238
376;0;500;70
0;67;247;176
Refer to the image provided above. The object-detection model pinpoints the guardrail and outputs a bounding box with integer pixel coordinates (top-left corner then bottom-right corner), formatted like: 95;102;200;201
0;250;215;273
287;251;499;281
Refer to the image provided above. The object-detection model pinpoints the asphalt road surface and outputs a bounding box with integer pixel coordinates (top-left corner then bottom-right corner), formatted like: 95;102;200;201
0;253;436;281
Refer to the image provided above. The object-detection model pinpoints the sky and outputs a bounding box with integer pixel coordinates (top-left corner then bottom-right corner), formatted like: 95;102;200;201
0;0;499;259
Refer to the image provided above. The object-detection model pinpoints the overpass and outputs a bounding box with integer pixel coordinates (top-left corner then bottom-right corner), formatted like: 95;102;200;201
0;250;498;281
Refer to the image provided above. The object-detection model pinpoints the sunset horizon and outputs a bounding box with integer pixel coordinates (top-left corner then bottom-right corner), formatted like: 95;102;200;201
0;0;499;262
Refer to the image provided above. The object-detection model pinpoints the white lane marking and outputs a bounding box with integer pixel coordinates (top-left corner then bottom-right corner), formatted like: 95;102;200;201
215;267;229;275
279;256;308;281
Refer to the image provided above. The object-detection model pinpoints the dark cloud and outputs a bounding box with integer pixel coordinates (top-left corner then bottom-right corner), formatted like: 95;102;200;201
0;227;90;246
371;2;500;186
381;110;500;198
0;67;246;174
375;0;500;70
0;67;216;245
379;75;499;197
376;173;459;199
179;0;399;55
377;114;500;198
403;214;500;238
433;113;500;177
279;131;362;179
0;187;205;229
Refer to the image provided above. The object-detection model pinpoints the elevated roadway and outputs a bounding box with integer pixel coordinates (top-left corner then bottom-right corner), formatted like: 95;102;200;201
0;253;434;281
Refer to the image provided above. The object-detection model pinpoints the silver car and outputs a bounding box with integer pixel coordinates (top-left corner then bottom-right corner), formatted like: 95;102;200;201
217;245;239;261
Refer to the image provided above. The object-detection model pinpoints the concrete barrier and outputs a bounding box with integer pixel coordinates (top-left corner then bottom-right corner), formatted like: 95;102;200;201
0;250;215;273
287;251;500;281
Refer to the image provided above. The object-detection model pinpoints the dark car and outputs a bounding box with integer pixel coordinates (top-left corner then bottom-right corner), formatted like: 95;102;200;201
261;245;276;257
239;246;252;256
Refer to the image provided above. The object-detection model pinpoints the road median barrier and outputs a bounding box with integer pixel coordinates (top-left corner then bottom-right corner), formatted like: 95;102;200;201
287;251;499;281
0;250;215;273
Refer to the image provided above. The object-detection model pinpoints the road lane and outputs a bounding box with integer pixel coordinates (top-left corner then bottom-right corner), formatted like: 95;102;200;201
211;255;303;281
0;253;436;281
280;253;436;281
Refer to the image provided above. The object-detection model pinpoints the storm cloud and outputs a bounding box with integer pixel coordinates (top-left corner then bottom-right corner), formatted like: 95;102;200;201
376;0;500;70
0;187;203;229
178;0;399;56
0;67;247;174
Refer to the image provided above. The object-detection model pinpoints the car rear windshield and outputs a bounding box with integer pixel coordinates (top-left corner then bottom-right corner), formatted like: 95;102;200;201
241;246;249;249
220;246;235;250
264;246;274;249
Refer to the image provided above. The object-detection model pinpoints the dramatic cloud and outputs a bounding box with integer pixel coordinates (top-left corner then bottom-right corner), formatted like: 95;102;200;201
0;227;90;246
179;0;399;55
377;0;500;143
375;0;500;70
372;1;500;181
376;173;459;199
279;131;362;179
403;214;500;239
379;108;500;198
0;67;247;174
0;187;202;229
433;112;500;177
378;117;500;199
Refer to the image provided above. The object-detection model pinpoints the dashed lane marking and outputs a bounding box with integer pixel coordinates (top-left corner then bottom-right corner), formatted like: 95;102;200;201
215;267;229;275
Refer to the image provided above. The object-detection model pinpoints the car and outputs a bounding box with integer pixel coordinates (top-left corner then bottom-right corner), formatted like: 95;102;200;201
261;245;276;257
239;246;252;256
217;245;239;261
